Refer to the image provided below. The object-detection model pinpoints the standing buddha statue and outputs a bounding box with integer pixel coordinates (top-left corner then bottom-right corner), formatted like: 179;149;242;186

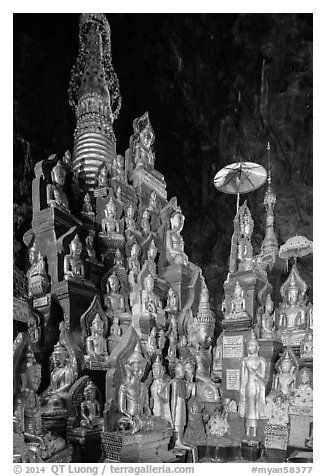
170;360;192;449
150;357;172;424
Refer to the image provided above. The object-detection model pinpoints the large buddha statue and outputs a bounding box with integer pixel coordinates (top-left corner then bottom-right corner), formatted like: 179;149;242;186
14;349;67;461
63;234;85;281
276;263;309;346
165;207;188;265
85;314;110;365
118;344;170;434
46;161;70;213
103;272;125;317
239;332;267;437
40;342;75;415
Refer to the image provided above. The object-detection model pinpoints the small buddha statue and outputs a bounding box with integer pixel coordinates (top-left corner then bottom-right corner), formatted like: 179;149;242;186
141;208;151;236
146;239;158;276
157;329;166;353
124;204;137;240
112;154;126;182
27;245;50;298
165;207;188;265
118;343;170;434
80;381;102;429
169;315;178;339
226;281;249;320
85;314;109;364
146;327;157;357
170;360;192;449
14;350;66;461
116;186;122;202
133;112;155;169
97;164;109;189
114;249;125;269
104;272;125;317
101;198;120;236
128;243;141;290
110;316;122;337
184;397;206;443
237;202;254;271
85;231;97;262
239;332;267;437
150;357;172;424
141;273;158;314
46;161;70;212
165;287;179;313
260;294;275;340
148;190;158;211
289;367;313;408
64;234;85;281
206;409;229;438
266;391;289;427
40;342;75;414
184;360;196;399
272;348;298;397
81;193;95;222
300;330;313;359
178;335;187;350
167;333;177;362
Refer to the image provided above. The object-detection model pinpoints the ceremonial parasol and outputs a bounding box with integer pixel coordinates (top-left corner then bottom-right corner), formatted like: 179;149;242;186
214;161;267;211
279;235;313;263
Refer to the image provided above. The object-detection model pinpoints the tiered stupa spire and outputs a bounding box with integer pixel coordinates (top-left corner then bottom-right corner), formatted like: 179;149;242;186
69;13;121;191
261;142;278;269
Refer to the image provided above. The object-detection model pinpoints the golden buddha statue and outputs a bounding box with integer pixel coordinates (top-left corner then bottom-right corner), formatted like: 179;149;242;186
118;343;169;434
80;381;102;429
266;391;289;427
114;248;125;269
148;190;158;211
141;208;151;236
85;230;97;261
133;112;155;169
103;272;125;317
128;243;141;290
63;234;85;281
165;207;188;265
272;348;298;398
226;281;249;320
14;349;66;461
141;273;158;314
150;357;172;424
276;263;309;346
110;316;122;337
85;314;109;364
146;239;158;276
170;360;192;449
46;161;70;212
81;192;95;221
101;198;120;236
125;204;136;240
97;164;109;188
112;154;126;182
260;294;275;340
165;287;179;313
40;342;75;415
239;332;267;437
146;327;157;357
300;330;313;359
27;244;50;298
289;367;313;408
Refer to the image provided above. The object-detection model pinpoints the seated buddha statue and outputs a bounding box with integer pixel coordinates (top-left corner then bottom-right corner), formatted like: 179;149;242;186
27;244;50;298
266;391;289;427
40;342;75;415
118;344;170;434
141;273;158;315
63;234;85;281
148;190;158;211
145;239;158;276
272;348;298;398
141;208;151;236
289;367;313;408
276;264;309;345
85;314;109;365
300;330;313;360
124;204;137;240
100;198;121;237
165;207;188;265
80;381;102;429
133;112;155;170
81;192;95;222
103;272;125;318
165;287;179;313
146;327;157;358
14;349;66;461
46;161;70;213
225;281;249;320
112;154;126;183
96;164;109;189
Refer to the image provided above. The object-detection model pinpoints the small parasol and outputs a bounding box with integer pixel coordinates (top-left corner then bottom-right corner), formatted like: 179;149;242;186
279;235;313;265
214;161;267;211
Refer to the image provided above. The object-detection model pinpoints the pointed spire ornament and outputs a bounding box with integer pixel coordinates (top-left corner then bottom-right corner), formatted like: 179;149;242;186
69;14;122;191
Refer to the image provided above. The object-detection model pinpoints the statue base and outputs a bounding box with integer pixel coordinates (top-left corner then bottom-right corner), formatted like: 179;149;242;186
222;317;253;332
67;423;103;463
159;263;194;310
264;423;288;451
101;429;173;463
51;280;98;332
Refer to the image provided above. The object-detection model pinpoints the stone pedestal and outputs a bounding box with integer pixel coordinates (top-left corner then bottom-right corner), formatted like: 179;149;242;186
28;207;82;285
102;429;173;463
159;263;194;310
51;280;99;331
67;425;103;463
227;414;268;446
264;424;288;451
